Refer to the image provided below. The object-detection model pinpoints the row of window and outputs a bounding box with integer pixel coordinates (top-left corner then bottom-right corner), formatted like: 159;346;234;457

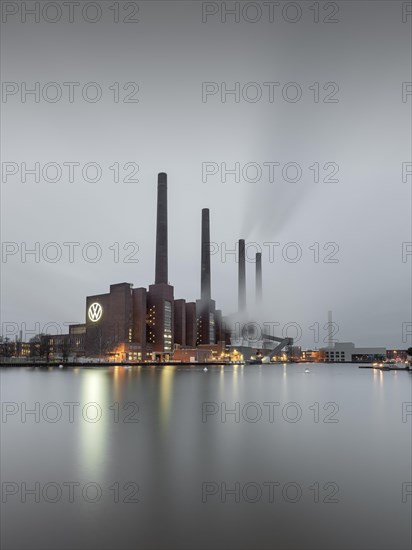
164;301;172;350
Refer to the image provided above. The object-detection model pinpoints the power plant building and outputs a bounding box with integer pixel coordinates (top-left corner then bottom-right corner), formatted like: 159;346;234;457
83;173;226;361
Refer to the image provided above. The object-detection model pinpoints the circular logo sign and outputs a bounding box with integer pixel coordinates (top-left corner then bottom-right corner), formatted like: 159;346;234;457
88;302;103;322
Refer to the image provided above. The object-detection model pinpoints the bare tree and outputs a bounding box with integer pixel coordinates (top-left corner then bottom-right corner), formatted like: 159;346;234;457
30;334;51;361
0;337;14;358
61;337;71;363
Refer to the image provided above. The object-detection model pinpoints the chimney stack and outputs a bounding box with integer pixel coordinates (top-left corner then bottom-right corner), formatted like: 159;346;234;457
238;239;246;312
256;252;262;305
155;172;168;284
201;208;211;302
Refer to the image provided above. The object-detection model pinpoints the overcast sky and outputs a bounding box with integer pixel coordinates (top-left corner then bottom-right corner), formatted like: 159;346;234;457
1;0;411;348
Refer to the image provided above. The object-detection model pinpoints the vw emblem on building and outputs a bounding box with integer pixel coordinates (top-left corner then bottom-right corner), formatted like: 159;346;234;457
88;302;103;322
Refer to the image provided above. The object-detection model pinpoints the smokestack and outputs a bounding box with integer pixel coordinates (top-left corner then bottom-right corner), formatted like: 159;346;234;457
238;239;246;312
327;310;333;348
201;208;211;301
256;252;262;305
155;172;168;284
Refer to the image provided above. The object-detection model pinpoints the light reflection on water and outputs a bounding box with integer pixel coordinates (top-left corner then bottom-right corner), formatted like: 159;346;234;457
159;365;176;431
78;369;110;480
1;363;411;550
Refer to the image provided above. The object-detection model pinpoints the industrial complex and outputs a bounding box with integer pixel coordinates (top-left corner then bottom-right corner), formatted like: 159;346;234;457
76;172;229;361
1;172;402;365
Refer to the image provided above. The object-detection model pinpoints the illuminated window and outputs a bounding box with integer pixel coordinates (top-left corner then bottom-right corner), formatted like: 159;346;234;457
209;313;215;344
164;301;172;350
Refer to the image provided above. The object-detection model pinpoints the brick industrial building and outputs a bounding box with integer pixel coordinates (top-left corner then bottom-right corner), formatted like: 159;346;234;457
81;172;225;361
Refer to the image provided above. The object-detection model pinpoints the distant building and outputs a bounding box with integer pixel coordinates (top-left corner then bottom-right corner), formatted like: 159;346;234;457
301;349;321;362
386;349;408;360
320;342;386;362
287;346;301;361
173;348;213;363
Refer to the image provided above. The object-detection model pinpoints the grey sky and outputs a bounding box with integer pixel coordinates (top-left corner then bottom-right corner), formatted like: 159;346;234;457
1;0;411;348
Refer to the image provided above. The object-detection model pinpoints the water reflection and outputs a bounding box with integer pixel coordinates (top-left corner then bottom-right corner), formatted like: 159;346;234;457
79;369;110;479
159;365;176;431
1;364;411;550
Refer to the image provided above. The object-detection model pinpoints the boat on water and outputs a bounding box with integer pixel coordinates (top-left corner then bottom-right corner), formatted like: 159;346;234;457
372;358;410;370
247;351;270;365
384;359;410;370
247;357;263;365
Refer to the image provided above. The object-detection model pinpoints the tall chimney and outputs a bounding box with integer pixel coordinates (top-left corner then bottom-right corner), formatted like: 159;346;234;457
327;310;333;348
155;172;168;284
238;239;246;312
256;252;262;305
201;208;211;301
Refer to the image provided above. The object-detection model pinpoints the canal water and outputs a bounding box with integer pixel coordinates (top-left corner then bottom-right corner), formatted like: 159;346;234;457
1;363;411;549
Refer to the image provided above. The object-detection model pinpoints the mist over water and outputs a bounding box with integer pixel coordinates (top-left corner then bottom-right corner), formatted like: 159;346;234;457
1;364;411;550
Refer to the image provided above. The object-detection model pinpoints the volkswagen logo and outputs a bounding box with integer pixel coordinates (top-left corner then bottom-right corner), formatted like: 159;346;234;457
88;302;103;322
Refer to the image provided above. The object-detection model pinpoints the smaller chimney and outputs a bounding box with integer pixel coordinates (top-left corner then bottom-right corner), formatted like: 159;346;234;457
256;252;262;305
327;310;333;348
238;239;246;312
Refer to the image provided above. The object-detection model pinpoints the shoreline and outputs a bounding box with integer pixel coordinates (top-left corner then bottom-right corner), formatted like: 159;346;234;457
1;361;408;368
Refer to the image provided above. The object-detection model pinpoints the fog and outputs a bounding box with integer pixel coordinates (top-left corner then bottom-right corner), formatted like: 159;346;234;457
1;1;411;348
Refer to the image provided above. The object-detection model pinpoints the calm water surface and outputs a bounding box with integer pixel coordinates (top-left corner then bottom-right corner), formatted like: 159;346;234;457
1;363;411;550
